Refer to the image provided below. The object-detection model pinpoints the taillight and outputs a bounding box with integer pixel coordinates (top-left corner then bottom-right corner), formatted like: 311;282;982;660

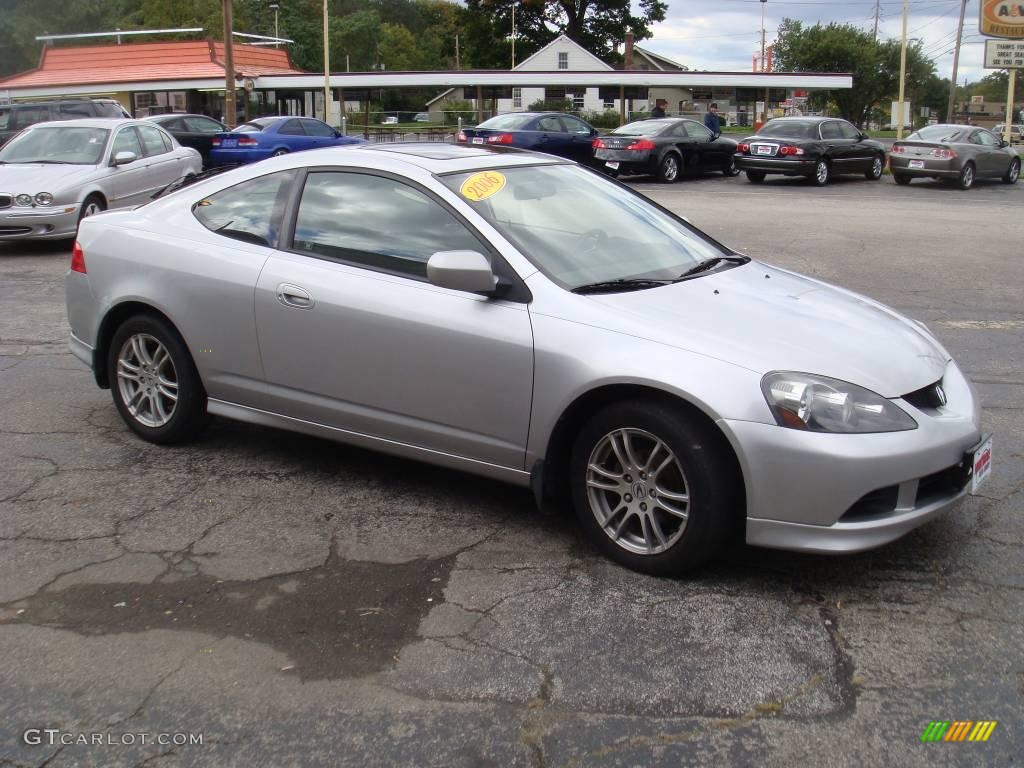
486;133;514;144
211;138;221;147
592;138;607;149
625;139;655;151
932;148;956;159
890;145;905;154
71;241;86;274
737;142;750;153
779;145;805;156
456;131;467;142
238;138;259;147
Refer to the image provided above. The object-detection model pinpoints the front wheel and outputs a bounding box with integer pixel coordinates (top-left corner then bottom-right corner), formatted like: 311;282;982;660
957;162;975;190
657;153;681;183
107;314;209;444
746;170;766;184
1003;158;1020;184
811;159;830;186
865;155;884;180
570;400;741;575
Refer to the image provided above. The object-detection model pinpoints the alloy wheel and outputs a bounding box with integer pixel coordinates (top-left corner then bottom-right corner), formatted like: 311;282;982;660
1009;160;1020;183
116;333;179;428
871;157;883;178
815;160;829;185
585;427;690;556
662;156;679;182
82;202;103;218
960;164;974;189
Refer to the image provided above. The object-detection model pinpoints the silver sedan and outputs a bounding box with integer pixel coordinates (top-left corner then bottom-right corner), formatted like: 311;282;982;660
0;119;201;240
65;145;990;574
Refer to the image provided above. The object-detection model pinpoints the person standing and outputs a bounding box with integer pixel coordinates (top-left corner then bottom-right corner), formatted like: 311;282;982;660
650;99;667;119
704;103;721;134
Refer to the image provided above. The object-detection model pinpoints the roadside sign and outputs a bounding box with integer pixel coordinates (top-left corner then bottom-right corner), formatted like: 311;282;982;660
985;39;1024;68
980;1;1024;38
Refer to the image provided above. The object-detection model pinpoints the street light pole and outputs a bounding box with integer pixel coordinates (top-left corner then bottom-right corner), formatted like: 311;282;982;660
946;0;967;123
222;0;236;129
897;0;909;140
323;0;331;124
511;1;516;69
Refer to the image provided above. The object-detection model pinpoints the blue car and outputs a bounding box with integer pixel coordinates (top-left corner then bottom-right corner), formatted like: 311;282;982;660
457;112;599;165
209;116;365;165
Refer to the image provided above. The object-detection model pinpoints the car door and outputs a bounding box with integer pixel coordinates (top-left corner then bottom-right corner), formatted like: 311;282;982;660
253;169;535;469
681;120;721;169
182;115;226;160
106;126;151;208
534;115;570;157
276;119;311;151
972;129;1004;177
297;118;340;148
136;123;184;194
559;115;597;164
838;120;873;170
819;120;855;171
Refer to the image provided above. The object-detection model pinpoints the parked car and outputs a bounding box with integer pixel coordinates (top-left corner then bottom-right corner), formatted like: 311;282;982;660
0;98;131;147
0;119;201;240
592;117;740;182
143;113;228;167
993;124;1023;144
382;116;399;125
457;112;599;165
734;117;887;186
66;143;988;575
890;124;1020;189
413;112;431;123
208;116;365;165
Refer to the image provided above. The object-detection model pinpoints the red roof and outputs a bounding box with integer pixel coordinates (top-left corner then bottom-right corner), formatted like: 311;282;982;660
0;39;304;90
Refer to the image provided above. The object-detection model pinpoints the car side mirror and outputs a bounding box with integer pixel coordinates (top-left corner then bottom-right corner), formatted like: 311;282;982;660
999;139;1009;148
713;130;721;139
112;151;138;166
427;250;498;294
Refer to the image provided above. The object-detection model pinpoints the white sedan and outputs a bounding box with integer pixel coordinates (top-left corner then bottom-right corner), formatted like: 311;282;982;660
0;118;201;240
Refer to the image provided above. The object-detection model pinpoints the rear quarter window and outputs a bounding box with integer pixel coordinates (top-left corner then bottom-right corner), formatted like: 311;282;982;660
192;170;296;249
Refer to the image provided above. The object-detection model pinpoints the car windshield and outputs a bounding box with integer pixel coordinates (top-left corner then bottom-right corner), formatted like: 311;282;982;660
757;121;817;139
613;120;673;136
0;126;109;165
442;164;732;291
477;114;537;130
908;125;963;142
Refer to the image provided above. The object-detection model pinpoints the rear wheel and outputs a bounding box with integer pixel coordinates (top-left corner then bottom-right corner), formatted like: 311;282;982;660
570;400;740;575
723;156;741;177
893;173;912;186
272;148;289;157
957;162;975;190
1003;158;1020;184
746;170;766;184
107;314;209;445
865;155;884;180
811;158;830;186
657;153;681;183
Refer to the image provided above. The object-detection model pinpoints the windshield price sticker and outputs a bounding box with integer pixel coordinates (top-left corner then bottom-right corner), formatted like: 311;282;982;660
459;171;506;202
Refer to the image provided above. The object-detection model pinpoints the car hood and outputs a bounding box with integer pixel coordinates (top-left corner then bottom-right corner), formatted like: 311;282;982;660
583;261;949;398
0;164;99;194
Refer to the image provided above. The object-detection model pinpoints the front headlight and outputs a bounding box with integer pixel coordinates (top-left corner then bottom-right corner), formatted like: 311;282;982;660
34;192;53;206
15;194;32;206
761;372;917;433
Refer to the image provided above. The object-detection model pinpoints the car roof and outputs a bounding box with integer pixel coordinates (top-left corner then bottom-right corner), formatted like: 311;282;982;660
19;118;141;130
765;117;835;125
361;143;566;172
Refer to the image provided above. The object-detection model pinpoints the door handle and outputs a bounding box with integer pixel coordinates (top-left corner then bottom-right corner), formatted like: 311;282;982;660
276;282;314;309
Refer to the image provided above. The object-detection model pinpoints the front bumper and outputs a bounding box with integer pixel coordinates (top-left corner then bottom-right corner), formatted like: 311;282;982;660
735;156;816;176
721;361;983;553
0;204;80;240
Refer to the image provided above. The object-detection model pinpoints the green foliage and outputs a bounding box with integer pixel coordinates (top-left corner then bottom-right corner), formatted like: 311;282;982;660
581;109;622;128
527;98;575;113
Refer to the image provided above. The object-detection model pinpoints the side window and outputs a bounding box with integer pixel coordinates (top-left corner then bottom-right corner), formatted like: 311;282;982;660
184;116;223;133
838;121;861;140
667;123;689;138
977;130;999;146
0;107;9;130
12;106;51;129
820;121;843;140
301;119;336;137
94;102;128;118
278;119;306;135
59;102;94;119
561;117;592;135
159;129;174;152
685;121;713;140
137;124;169;156
292;172;483;280
536;116;564;132
193;171;295;248
111;127;144;158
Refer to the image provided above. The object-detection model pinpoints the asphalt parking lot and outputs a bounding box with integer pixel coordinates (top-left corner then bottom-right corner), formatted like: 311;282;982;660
1;173;1022;768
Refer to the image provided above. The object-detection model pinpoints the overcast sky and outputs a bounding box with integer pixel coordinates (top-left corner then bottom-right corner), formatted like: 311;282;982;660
644;0;991;84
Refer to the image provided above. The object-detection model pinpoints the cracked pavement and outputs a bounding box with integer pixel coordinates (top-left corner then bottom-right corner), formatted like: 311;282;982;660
1;176;1022;767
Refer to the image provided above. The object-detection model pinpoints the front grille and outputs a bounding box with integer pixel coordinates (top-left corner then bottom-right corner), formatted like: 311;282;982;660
903;379;946;410
0;194;12;209
842;485;899;521
840;461;969;523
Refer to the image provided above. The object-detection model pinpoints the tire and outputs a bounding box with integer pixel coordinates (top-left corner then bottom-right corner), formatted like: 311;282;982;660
893;173;912;186
811;158;830;186
107;314;209;445
746;170;766;184
865;154;884;180
723;156;741;177
570;400;741;576
957;162;975;190
1003;157;1020;184
78;194;106;227
272;148;289;157
657;153;681;183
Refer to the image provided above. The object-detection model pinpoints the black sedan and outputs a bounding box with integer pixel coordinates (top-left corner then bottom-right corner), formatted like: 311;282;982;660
143;113;228;167
592;118;740;183
457;112;599;165
734;117;886;186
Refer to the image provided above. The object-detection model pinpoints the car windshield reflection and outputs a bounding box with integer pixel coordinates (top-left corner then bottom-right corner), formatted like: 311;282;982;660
0;126;110;165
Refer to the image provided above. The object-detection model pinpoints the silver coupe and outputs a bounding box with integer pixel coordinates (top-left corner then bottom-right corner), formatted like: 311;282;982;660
0;118;201;240
65;145;990;574
890;124;1021;189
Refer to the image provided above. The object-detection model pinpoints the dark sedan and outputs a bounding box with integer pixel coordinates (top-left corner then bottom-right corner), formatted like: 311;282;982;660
890;124;1020;189
456;112;598;165
734;117;886;186
592;118;740;183
143;113;227;167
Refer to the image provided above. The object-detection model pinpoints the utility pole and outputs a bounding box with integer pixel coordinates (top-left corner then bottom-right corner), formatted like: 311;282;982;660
897;0;908;139
270;4;279;47
455;34;460;71
873;0;881;40
946;0;967;123
222;0;236;129
323;0;331;125
761;0;768;125
511;1;516;68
